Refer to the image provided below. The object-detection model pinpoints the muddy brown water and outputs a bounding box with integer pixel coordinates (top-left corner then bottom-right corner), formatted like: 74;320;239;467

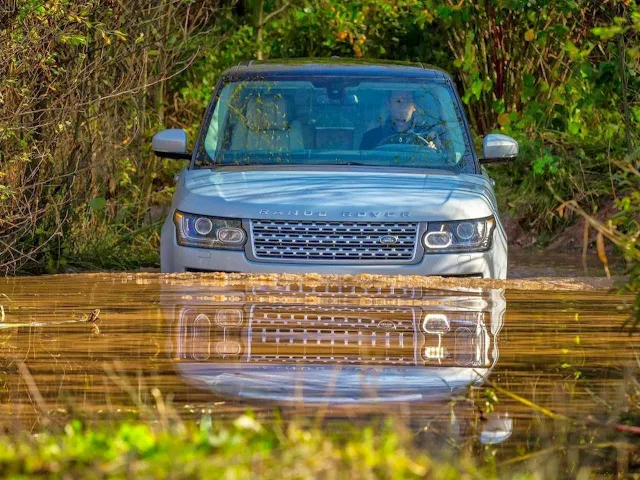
1;273;638;474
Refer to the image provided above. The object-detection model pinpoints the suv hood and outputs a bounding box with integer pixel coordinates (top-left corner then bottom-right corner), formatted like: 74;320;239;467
176;168;497;221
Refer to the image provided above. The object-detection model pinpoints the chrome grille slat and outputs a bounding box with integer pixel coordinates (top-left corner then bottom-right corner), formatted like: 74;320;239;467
251;219;419;262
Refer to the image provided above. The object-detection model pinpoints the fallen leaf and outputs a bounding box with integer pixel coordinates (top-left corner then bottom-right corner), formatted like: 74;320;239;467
596;232;611;279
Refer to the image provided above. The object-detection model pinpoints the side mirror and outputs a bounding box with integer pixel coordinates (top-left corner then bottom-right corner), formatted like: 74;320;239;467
479;412;513;445
480;134;518;165
152;129;191;160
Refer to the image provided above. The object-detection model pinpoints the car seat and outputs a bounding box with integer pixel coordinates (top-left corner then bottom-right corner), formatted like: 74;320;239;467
231;94;304;151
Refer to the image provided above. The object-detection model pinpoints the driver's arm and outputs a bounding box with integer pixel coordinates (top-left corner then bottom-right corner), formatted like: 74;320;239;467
418;123;448;150
425;130;443;149
431;124;451;151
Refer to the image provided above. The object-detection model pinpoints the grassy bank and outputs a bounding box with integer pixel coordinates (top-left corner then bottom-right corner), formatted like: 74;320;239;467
3;412;640;479
0;416;479;479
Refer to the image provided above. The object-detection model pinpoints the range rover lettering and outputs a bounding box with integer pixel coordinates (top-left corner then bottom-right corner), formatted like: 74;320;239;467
154;59;518;278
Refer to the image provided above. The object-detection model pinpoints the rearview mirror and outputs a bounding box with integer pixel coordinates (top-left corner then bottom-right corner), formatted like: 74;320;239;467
480;134;518;165
152;129;191;160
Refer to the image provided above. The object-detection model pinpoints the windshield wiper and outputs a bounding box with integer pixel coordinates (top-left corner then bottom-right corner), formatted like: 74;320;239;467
334;161;366;166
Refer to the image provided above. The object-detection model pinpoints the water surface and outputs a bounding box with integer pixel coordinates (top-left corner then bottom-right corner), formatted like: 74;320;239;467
0;273;637;475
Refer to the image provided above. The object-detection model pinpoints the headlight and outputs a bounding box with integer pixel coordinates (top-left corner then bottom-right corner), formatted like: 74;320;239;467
423;217;495;253
174;210;246;250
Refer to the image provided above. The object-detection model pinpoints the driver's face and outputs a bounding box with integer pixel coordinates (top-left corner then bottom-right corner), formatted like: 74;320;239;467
388;91;416;123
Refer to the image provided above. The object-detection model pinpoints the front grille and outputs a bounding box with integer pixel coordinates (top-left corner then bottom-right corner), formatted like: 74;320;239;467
247;305;418;365
250;219;419;262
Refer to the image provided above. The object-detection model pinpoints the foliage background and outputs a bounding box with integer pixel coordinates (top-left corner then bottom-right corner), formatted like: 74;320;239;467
0;0;639;274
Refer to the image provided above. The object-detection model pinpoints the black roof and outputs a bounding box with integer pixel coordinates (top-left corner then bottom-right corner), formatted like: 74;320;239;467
222;58;452;80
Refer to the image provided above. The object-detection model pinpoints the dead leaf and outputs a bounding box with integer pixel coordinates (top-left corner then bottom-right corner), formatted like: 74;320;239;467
596;232;610;279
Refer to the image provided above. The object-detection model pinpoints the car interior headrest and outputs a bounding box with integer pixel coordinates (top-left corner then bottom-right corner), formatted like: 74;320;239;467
245;95;289;131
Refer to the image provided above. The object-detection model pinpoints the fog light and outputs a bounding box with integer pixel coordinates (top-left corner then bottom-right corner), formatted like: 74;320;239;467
217;227;246;244
424;346;447;360
480;414;513;445
424;231;452;249
423;313;450;334
216;309;243;327
194;217;213;235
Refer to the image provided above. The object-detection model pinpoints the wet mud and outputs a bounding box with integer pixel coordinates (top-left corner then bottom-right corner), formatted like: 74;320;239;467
0;273;638;472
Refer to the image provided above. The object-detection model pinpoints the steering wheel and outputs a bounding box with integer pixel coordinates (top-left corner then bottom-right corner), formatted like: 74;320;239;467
375;131;441;150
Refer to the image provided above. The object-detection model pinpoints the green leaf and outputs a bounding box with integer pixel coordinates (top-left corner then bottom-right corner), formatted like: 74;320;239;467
89;197;106;211
62;35;88;46
436;7;453;19
522;74;536;100
533;153;557;175
592;26;624;41
471;79;483;99
568;121;580;135
565;41;579;58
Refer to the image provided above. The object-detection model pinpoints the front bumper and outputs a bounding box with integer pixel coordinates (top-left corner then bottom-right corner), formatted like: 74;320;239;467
161;218;508;278
176;363;490;404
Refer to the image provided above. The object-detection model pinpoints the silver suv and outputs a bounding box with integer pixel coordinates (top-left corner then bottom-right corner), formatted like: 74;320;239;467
154;60;518;278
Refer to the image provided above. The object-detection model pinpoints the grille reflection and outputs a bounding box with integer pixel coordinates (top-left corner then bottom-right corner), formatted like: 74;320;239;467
173;286;503;405
177;303;497;369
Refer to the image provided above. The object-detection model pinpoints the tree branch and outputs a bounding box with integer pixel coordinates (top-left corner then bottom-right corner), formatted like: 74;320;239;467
260;1;290;27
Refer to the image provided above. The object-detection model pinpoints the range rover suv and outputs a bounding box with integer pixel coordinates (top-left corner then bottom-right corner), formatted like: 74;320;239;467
154;59;518;278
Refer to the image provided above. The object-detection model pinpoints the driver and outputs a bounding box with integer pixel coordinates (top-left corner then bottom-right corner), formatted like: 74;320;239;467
359;90;441;150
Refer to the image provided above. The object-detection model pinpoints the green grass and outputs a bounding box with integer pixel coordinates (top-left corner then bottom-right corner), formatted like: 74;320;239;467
0;416;485;479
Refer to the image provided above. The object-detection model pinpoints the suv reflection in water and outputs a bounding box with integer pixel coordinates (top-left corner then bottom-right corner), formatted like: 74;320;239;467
167;285;505;406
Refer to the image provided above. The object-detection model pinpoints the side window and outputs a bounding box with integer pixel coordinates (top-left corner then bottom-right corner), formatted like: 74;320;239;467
204;84;234;157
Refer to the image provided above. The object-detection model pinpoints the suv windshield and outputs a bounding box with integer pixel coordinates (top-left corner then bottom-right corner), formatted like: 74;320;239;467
198;75;473;172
